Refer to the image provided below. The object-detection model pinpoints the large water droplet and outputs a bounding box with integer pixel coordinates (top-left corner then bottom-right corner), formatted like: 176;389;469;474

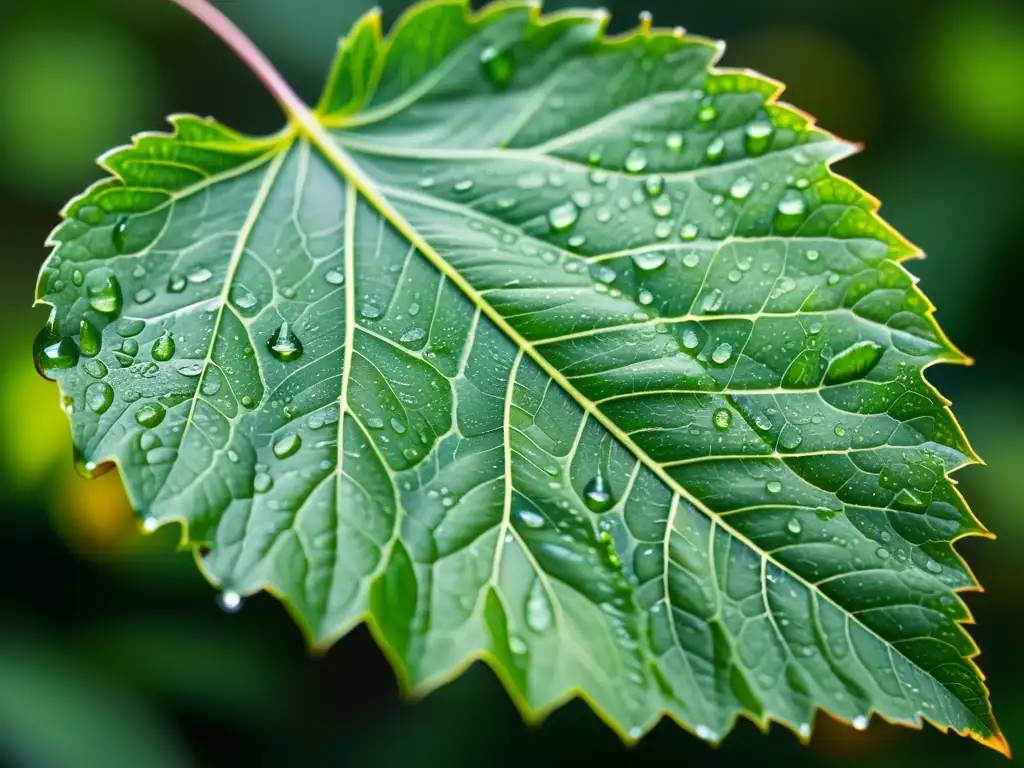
744;120;775;155
547;201;579;232
851;714;869;731
167;272;186;293
624;148;648;173
152;333;175;361
515;508;545;529
480;45;514;89
217;590;243;613
766;480;782;494
267;321;303;362
324;269;345;286
525;580;553;633
86;273;123;315
730;176;754;200
665;132;684;151
680;224;699;242
85;382;114;415
400;327;426;344
774;191;807;232
583;474;613;512
644;174;664;198
711;342;733;365
705;137;725;163
273;432;302;459
824;340;884;385
33;314;79;378
787;517;802;534
111;215;129;252
713;408;731;431
254;472;273;493
79;319;101;357
135;402;166;428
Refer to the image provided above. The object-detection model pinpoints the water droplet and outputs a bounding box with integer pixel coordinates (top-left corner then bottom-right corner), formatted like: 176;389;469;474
766;480;782;494
86;273;123;315
479;44;514;88
697;104;717;123
360;303;381;319
631;251;666;272
824;340;884;385
78;319;101;357
188;267;213;284
400;327;426;344
925;560;942;574
704;137;725;162
713;408;731;431
134;288;154;305
583;474;613;512
525;581;553;632
680;224;699;242
152;333;175;361
876;547;890;560
454;179;474;193
509;636;527;655
665;132;684;151
390;417;407;434
851;714;869;731
111;215;129;252
775;191;807;231
644;174;664;197
624;148;648;173
548;201;579;232
730;176;754;200
515;509;545;529
744;120;775;155
787;517;802;534
682;327;700;350
85;382;114;415
253;472;274;493
33;317;79;378
695;725;716;741
120;339;139;357
166;272;186;293
135;402;166;428
217;590;243;613
711;342;733;365
637;289;654;305
273;432;302;459
84;359;108;379
267;321;303;362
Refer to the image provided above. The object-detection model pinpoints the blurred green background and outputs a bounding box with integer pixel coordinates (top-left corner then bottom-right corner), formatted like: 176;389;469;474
1;0;1021;765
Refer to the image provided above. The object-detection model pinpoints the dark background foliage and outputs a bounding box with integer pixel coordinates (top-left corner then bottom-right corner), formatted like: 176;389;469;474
0;0;1021;764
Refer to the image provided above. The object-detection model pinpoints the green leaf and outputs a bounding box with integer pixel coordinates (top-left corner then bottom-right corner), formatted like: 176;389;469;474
34;0;1007;754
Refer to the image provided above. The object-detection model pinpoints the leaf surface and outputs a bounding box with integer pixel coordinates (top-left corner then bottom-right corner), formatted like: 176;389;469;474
34;0;1006;752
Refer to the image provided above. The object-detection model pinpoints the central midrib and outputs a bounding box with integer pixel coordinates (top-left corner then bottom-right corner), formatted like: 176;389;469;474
273;99;985;733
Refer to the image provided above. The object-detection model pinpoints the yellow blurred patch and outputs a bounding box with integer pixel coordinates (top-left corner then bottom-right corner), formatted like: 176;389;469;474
51;466;138;561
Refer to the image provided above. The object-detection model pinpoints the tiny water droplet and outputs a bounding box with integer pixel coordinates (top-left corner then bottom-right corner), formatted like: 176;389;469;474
134;288;154;305
324;269;345;285
188;267;213;284
644;174;664;198
766;480;782;494
665;132;684;151
713;408;731;431
787;517;802;534
851;715;869;731
525;581;553;632
730;176;754;200
680;224;699;242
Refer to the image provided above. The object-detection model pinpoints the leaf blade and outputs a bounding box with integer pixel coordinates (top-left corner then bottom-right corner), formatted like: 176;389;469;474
34;0;1006;754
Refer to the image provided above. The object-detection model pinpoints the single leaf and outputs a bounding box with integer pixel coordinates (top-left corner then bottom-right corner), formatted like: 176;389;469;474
33;0;1007;753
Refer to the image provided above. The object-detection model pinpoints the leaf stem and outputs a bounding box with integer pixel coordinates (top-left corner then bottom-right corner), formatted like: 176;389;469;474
166;0;309;118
